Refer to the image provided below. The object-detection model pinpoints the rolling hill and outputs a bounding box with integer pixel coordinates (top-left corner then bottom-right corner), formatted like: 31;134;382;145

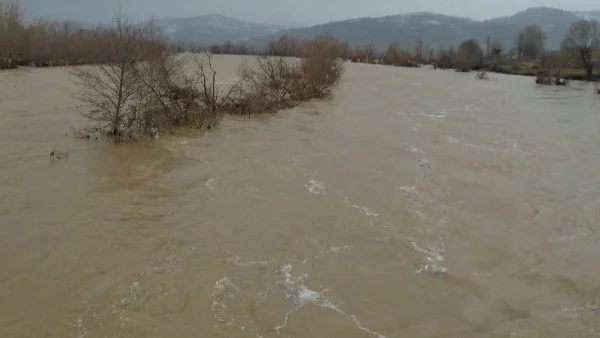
247;7;599;51
152;15;284;46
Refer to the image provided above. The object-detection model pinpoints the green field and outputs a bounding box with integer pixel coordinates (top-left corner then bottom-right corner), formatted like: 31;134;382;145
490;60;599;81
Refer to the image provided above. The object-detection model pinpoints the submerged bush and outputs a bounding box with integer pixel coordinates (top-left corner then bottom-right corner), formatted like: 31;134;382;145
454;39;483;72
71;19;345;141
234;38;344;116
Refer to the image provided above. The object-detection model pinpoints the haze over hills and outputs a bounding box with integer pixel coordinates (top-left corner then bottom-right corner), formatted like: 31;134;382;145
248;7;600;51
151;15;285;45
17;3;600;50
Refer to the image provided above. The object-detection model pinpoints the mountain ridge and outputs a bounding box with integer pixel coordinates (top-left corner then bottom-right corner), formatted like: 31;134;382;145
151;14;284;45
246;7;600;51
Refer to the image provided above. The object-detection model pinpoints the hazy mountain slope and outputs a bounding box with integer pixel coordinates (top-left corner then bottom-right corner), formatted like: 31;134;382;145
17;3;600;50
248;8;598;51
152;15;283;45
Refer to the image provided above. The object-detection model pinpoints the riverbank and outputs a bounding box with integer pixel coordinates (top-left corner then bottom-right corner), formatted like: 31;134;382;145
486;60;600;81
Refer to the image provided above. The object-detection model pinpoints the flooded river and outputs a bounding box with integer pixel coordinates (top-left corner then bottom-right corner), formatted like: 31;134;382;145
1;55;599;337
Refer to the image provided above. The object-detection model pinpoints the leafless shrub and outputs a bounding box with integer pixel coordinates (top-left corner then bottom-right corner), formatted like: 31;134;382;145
236;57;299;114
475;71;489;80
383;43;418;67
298;36;345;98
537;50;572;85
194;53;244;122
133;53;198;132
231;37;344;117
562;19;600;78
72;24;346;142
0;0;25;69
454;39;483;72
70;13;151;141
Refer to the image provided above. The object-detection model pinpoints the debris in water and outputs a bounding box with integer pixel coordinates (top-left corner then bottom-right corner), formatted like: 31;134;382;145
418;161;431;169
49;149;69;160
305;178;326;195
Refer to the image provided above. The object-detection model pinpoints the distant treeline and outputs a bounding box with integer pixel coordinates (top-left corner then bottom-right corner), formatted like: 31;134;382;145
174;35;433;68
0;1;163;69
175;20;600;77
2;0;599;78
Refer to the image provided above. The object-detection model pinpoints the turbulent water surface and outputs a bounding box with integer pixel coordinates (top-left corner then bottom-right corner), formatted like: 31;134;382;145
1;55;600;337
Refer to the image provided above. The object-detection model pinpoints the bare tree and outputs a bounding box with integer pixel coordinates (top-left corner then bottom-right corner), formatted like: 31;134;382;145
352;44;375;64
70;12;150;141
454;39;483;72
427;48;435;64
195;53;244;118
490;38;503;57
516;25;546;59
539;50;574;85
0;0;25;69
436;46;455;69
562;19;600;78
383;43;412;67
236;37;345;116
414;37;423;64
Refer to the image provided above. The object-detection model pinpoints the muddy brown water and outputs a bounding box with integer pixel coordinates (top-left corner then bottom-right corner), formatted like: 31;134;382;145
1;55;600;338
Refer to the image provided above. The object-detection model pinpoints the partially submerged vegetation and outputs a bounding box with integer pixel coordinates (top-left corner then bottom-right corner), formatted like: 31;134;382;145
454;39;484;72
69;14;344;142
488;20;600;85
3;0;599;124
0;0;344;142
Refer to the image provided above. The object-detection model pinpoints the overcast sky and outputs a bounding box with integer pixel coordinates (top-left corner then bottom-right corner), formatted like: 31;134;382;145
20;0;599;25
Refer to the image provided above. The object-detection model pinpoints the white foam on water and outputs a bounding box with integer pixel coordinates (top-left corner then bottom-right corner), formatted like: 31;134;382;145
355;205;380;217
73;317;88;338
464;143;497;153
398;185;417;193
447;136;459;144
288;156;303;166
275;263;386;338
211;277;241;326
422;109;447;119
226;254;275;268
412;82;422;86
305;178;326;195
555;227;589;242
396;184;449;273
145;255;177;275
343;196;380;218
368;168;385;176
411;124;422;132
111;280;141;325
447;136;497;153
244;185;262;199
205;177;218;190
396;185;438;206
406;144;420;153
562;306;585;320
314;245;353;261
409;238;448;274
561;302;600;320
